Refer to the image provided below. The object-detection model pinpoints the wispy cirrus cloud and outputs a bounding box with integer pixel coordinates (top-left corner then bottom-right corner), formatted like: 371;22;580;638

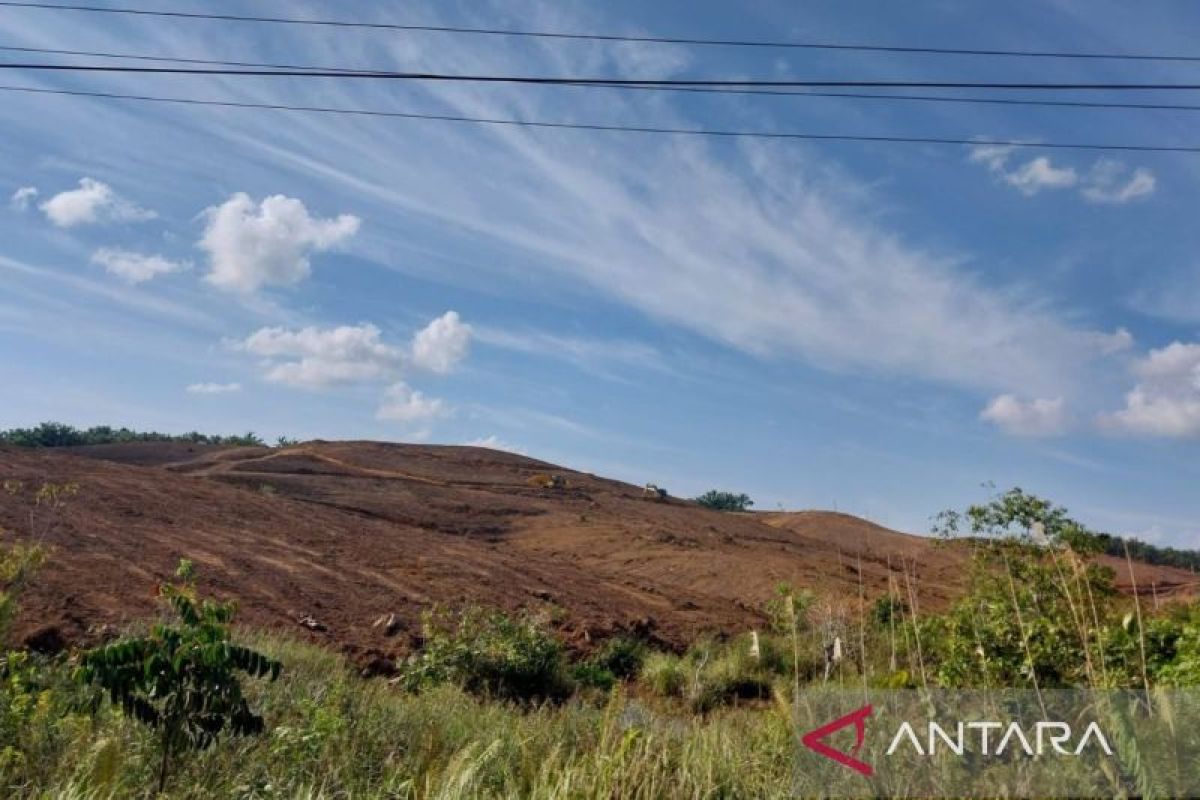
474;325;667;378
58;8;1121;408
1081;160;1156;205
969;146;1155;204
9;186;37;210
92;248;190;284
1131;272;1200;324
186;381;241;394
462;434;527;455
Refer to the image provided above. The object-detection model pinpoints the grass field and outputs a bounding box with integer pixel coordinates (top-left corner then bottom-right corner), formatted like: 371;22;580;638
2;633;806;799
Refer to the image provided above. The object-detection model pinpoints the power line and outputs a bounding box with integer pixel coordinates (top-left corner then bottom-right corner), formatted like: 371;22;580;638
0;44;384;72
8;62;1200;91
2;1;1200;64
3;83;1199;153
7;44;1200;112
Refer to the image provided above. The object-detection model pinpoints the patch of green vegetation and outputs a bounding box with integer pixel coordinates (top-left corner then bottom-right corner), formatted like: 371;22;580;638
693;490;754;511
1;635;801;798
397;606;573;702
0;421;265;448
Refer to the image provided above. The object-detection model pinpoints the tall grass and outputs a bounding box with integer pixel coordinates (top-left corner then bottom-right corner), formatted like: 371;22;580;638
1;633;802;799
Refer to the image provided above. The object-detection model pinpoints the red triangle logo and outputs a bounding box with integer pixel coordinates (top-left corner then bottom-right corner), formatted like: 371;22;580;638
801;704;874;777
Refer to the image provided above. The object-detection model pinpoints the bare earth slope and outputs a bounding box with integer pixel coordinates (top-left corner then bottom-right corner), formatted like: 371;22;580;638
1;441;1193;669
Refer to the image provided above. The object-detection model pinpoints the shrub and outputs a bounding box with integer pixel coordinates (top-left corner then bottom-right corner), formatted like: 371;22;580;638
640;652;686;697
0;536;45;639
589;636;647;680
75;560;281;793
682;638;776;713
694;490;754;512
1156;611;1200;686
569;636;647;692
399;607;572;702
570;662;616;691
0;480;63;637
871;595;907;626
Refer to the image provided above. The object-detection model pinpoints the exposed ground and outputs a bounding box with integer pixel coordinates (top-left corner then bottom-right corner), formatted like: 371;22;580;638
1;441;1194;670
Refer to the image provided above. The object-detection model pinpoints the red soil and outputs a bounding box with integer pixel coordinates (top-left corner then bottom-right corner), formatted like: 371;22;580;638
1;441;1193;669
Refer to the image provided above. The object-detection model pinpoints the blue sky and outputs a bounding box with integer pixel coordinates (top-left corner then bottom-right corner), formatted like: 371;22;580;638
1;1;1198;543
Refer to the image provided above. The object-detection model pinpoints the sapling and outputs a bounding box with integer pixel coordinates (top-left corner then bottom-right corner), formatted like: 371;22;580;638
76;559;281;793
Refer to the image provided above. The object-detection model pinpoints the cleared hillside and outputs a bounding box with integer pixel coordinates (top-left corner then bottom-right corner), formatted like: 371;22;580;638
1;441;1192;670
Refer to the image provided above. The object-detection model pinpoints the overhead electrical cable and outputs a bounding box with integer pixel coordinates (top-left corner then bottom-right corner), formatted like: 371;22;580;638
7;62;1200;91
6;45;1200;111
3;83;1199;153
2;1;1200;63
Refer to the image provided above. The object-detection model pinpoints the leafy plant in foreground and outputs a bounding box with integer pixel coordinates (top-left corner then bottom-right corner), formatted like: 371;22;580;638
75;560;281;793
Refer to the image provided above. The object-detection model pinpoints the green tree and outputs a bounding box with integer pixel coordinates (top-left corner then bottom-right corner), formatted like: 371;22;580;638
694;490;754;512
928;487;1138;689
75;560;281;793
931;485;1101;552
0;422;268;449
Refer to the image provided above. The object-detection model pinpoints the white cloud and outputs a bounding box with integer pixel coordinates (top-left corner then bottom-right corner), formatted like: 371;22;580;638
39;177;156;227
236;323;402;389
1081;160;1156;204
199;192;360;293
410;310;472;374
462;434;526;455
1100;342;1200;437
970;145;1079;195
970;148;1155;204
967;144;1014;172
237;102;1123;399
610;40;690;77
376;381;446;422
980;394;1068;437
235;312;472;389
1002;157;1079;196
186;381;241;394
91;247;189;284
157;24;1128;403
1088;327;1135;356
231;315;468;433
10;186;37;211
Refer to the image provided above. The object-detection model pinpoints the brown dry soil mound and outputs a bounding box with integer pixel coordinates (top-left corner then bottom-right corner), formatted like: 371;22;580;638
1;441;1194;671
